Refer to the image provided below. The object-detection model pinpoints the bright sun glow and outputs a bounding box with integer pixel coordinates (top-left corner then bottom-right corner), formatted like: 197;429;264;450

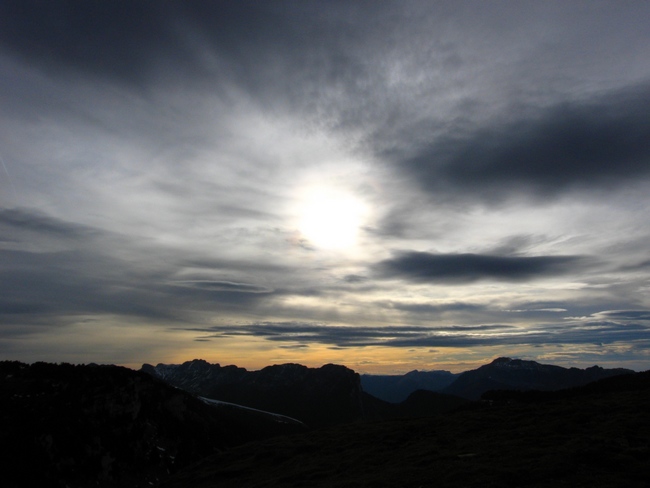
298;187;367;250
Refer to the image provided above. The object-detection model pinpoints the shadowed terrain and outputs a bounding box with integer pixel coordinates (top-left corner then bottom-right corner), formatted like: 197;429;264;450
1;360;647;487
142;361;365;428
162;371;650;488
0;361;306;488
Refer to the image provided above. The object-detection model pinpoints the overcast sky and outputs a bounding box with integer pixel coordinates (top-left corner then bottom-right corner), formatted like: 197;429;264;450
1;1;649;373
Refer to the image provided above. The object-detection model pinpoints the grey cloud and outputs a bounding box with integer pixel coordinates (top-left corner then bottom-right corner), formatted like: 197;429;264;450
375;251;584;283
342;275;368;284
0;207;95;239
587;310;650;322
619;259;650;272
538;320;650;346
0;0;378;93
0;249;185;327
181;257;295;275
184;321;517;348
183;317;649;349
0;0;182;83
377;300;488;317
170;280;273;294
398;85;650;202
506;308;568;313
0;209;275;331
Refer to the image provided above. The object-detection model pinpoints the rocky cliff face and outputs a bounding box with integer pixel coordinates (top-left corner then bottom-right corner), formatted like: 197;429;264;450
142;360;365;427
140;359;248;395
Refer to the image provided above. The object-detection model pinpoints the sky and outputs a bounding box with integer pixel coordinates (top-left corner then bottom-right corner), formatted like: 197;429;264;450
1;0;650;373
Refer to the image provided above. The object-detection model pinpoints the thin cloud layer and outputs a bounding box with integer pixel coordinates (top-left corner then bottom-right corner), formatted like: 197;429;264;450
188;319;650;350
1;1;649;371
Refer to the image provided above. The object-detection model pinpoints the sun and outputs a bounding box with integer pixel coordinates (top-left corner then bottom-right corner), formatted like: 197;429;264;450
298;187;367;250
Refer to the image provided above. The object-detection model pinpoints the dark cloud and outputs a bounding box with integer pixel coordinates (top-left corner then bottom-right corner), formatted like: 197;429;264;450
0;0;174;82
0;209;274;331
375;251;584;283
0;0;375;93
183;317;650;349
0;207;97;240
169;280;273;294
0;249;184;327
588;310;650;322
183;321;517;348
380;301;484;313
342;274;368;284
506;308;567;314
400;85;650;201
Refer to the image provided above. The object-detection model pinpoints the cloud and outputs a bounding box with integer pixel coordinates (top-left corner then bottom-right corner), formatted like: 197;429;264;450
342;274;368;284
169;280;273;294
2;2;650;369
0;0;182;83
375;251;584;283
183;321;518;348
506;308;568;313
0;208;276;331
582;310;650;322
182;317;650;350
0;0;381;99
376;300;487;316
0;207;95;239
397;84;650;202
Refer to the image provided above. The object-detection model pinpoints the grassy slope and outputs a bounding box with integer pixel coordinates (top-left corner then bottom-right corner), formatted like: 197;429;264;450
163;377;650;488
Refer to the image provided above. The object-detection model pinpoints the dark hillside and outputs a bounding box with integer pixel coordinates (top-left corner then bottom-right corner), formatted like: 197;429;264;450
0;361;305;488
162;370;650;488
142;361;365;427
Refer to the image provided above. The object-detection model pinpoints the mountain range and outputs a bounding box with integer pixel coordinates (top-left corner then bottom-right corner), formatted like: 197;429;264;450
142;357;632;414
441;356;633;400
1;357;642;487
360;369;459;403
141;361;365;427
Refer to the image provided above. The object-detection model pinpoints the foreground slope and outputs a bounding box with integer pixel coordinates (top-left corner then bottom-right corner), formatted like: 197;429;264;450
0;361;305;488
162;371;650;488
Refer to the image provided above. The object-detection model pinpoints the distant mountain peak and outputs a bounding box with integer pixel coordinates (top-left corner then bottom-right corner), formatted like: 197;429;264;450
444;357;633;400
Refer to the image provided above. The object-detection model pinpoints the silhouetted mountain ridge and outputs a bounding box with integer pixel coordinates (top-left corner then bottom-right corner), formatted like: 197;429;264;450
360;369;459;402
141;360;365;427
442;356;633;400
